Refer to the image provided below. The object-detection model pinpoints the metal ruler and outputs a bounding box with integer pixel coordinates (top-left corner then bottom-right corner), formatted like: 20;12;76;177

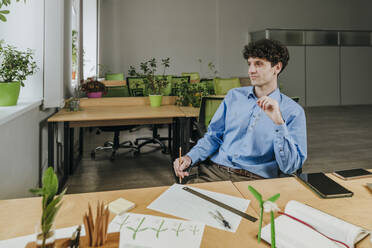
182;186;257;222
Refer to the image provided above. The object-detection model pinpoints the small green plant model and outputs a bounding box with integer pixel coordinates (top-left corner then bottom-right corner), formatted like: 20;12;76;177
0;40;38;86
248;185;280;248
128;58;170;95
30;167;67;248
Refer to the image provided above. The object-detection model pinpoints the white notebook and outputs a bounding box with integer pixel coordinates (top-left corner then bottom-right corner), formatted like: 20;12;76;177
261;200;369;248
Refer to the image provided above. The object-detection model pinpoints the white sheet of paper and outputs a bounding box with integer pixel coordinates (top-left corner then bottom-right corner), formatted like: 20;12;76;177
147;184;250;232
109;213;204;248
0;226;86;248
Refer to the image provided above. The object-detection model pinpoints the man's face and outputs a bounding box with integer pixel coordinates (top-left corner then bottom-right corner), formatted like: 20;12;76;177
247;57;281;87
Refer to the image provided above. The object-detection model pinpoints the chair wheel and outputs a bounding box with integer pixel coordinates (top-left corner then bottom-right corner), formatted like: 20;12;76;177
91;151;96;160
134;140;138;145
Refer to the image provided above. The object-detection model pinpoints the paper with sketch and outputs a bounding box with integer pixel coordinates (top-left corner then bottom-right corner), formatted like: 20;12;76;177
108;213;204;248
0;226;86;248
261;200;370;248
147;184;250;232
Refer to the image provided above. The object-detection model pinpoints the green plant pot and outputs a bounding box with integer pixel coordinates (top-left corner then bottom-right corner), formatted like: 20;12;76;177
149;95;162;107
0;82;21;106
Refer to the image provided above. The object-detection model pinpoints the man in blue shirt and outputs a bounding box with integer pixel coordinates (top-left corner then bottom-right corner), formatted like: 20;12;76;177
174;39;307;182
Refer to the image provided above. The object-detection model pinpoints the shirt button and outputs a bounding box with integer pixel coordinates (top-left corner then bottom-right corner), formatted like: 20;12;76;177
275;129;279;132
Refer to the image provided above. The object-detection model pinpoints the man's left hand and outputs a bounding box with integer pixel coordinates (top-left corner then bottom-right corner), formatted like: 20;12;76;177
257;96;284;125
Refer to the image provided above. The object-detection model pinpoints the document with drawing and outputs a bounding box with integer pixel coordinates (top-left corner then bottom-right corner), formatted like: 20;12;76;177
261;200;369;248
147;184;251;232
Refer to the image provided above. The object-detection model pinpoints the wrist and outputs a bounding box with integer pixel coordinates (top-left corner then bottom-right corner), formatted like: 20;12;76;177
274;111;284;125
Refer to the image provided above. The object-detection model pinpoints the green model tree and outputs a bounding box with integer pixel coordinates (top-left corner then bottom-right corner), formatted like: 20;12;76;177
30;167;67;248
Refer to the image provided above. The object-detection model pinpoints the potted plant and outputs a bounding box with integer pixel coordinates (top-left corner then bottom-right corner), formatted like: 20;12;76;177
174;80;209;107
81;78;107;98
71;30;78;80
0;40;38;106
30;167;67;248
128;58;170;107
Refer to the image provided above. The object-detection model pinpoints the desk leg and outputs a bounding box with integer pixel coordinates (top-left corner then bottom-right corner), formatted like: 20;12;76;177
79;127;84;158
64;122;70;179
171;118;180;161
48;122;55;183
168;124;172;153
69;127;74;174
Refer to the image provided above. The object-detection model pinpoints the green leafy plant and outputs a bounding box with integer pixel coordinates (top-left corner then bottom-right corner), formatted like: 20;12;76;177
174;80;209;107
248;185;280;248
0;40;38;86
72;30;78;72
81;78;107;94
0;0;25;22
29;167;67;248
128;58;170;95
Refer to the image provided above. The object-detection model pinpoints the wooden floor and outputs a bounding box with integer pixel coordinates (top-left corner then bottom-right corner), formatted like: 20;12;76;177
66;105;372;194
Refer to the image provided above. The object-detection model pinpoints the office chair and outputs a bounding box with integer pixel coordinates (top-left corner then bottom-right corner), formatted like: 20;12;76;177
200;78;215;95
171;75;190;96
213;77;241;95
181;72;200;84
91;73;138;160
126;76;171;154
192;96;225;142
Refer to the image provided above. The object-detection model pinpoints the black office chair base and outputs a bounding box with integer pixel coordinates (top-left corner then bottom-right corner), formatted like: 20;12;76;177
134;137;168;154
91;140;139;160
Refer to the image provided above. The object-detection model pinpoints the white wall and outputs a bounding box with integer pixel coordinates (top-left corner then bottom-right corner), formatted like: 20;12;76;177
0;0;44;100
100;0;217;78
83;0;98;78
0;107;54;199
99;0;372;78
0;0;69;199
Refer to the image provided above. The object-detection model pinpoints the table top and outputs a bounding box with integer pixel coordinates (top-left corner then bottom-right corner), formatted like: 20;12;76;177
234;175;372;247
48;104;185;123
179;106;200;118
0;181;262;247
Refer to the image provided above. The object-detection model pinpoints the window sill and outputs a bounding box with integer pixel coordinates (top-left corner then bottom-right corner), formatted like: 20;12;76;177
0;98;43;126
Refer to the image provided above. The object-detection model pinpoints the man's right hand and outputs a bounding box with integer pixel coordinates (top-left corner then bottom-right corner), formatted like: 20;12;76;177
173;155;192;179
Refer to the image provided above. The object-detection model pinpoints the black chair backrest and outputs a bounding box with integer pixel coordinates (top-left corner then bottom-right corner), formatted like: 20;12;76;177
126;77;147;96
198;96;225;132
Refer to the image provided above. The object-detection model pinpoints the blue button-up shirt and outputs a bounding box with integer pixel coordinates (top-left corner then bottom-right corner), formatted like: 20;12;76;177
187;86;307;178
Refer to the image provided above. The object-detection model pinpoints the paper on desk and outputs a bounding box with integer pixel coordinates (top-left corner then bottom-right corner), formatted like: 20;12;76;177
0;225;86;248
147;184;250;232
108;213;204;248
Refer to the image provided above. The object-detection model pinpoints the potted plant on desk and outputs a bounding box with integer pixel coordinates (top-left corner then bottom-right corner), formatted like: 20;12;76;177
81;78;107;98
0;40;38;106
30;167;67;248
128;58;170;107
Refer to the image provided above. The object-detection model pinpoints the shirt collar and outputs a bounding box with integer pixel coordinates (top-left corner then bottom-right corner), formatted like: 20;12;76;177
247;86;281;102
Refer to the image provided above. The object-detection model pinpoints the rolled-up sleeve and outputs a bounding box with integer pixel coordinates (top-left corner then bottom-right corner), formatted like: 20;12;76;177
273;108;307;174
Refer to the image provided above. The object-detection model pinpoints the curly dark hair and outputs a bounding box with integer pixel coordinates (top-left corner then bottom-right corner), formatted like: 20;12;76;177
242;39;289;74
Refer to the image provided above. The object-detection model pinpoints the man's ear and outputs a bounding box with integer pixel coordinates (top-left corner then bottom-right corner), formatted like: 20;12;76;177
274;62;282;75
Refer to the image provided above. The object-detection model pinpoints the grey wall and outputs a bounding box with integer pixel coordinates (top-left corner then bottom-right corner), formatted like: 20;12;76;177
100;0;217;78
0;108;54;199
100;0;372;79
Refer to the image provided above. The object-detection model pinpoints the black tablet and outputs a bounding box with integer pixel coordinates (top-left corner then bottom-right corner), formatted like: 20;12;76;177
296;172;353;198
333;169;372;180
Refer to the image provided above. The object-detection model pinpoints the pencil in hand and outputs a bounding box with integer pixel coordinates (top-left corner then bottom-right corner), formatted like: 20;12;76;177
179;147;182;184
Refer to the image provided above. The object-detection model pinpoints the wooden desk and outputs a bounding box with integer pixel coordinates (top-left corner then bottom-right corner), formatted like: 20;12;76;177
179;106;199;118
47;97;188;187
0;181;261;247
234;177;372;247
